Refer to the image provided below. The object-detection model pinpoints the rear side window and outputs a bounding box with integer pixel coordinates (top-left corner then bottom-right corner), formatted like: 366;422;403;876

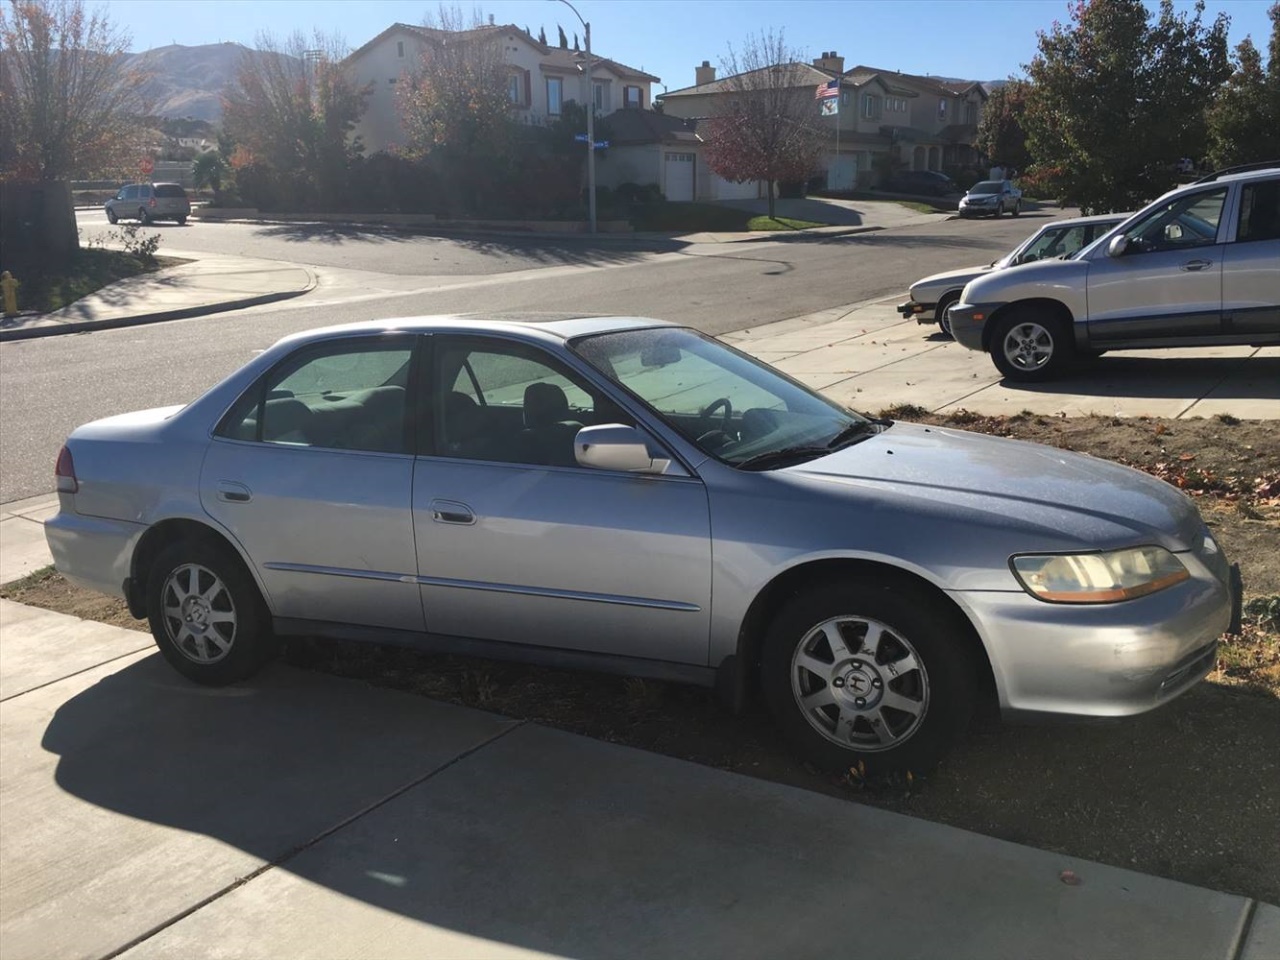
1236;180;1280;243
154;184;187;198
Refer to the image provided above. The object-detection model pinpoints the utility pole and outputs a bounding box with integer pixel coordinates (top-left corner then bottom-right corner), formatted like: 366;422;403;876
558;0;596;233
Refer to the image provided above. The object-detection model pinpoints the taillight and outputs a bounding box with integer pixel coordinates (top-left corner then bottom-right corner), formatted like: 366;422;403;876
55;445;78;493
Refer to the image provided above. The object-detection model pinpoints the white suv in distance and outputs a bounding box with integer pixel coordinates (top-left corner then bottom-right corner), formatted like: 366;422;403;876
948;164;1280;381
105;183;191;225
898;213;1127;336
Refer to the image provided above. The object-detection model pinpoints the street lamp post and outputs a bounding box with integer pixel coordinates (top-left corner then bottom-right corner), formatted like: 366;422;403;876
558;0;595;233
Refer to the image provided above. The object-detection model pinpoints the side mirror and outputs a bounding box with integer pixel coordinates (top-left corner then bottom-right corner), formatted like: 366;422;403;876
1107;235;1130;258
574;424;670;474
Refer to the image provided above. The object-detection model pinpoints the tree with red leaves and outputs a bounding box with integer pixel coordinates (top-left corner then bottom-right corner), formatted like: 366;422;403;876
0;0;147;180
702;30;825;219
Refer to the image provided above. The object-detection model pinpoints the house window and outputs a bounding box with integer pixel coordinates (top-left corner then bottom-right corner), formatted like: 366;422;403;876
938;98;947;120
508;74;522;104
547;76;563;115
964;101;977;125
624;85;642;109
862;94;879;119
396;40;405;59
593;81;606;112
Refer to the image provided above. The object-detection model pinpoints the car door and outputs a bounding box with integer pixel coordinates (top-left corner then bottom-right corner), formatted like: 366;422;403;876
1222;177;1280;343
201;334;425;631
412;334;713;665
1085;186;1228;346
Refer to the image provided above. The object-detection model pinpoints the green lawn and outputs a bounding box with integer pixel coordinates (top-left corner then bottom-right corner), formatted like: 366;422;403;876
14;248;157;314
630;202;826;233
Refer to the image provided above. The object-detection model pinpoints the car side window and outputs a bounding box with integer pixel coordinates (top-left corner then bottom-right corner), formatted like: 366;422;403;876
217;339;414;454
1235;180;1280;243
1123;187;1227;253
124;185;138;201
434;337;631;468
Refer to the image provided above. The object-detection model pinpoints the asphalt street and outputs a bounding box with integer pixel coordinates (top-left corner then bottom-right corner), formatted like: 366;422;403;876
2;212;1064;502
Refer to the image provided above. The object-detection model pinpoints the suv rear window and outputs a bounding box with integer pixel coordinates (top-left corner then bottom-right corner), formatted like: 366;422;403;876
154;184;187;198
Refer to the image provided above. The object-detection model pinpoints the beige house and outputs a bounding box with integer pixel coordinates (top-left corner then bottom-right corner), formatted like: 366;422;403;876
345;22;659;155
658;52;988;192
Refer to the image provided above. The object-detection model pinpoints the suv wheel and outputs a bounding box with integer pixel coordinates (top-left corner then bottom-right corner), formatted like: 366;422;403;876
990;309;1075;382
138;207;151;224
106;208;118;224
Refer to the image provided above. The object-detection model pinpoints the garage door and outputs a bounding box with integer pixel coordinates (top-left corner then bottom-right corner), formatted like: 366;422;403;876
664;152;695;202
711;174;759;201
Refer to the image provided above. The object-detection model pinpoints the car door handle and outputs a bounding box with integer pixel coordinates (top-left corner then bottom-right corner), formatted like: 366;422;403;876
429;499;475;525
216;481;252;503
1181;259;1213;271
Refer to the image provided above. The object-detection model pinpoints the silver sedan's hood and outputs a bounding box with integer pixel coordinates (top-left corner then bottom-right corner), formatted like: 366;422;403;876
911;263;994;297
786;422;1203;552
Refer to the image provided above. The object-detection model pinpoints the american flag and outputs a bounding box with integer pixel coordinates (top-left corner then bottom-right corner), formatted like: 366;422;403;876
815;79;839;100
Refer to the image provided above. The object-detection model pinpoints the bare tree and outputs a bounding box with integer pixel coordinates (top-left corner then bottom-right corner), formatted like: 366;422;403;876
703;30;825;218
0;0;148;179
221;30;369;208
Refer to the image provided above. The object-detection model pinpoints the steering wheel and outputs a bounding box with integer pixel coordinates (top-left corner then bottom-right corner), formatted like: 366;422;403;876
696;397;734;446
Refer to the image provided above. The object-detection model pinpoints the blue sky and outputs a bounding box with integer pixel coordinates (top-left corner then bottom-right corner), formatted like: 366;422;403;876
106;0;1274;91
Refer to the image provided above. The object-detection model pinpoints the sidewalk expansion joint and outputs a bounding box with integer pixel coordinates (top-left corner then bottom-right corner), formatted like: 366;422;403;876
1229;898;1259;960
97;718;529;960
1175;349;1257;421
0;644;154;703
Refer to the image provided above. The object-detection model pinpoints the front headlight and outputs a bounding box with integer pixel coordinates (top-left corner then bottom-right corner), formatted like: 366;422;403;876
1011;546;1189;603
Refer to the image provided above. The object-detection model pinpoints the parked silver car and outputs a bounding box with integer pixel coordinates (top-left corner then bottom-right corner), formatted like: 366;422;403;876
105;182;191;225
958;180;1022;218
46;316;1238;773
950;165;1280;380
898;213;1127;335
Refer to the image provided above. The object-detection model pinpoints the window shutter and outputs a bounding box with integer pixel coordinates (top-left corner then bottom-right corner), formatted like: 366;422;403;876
523;70;531;107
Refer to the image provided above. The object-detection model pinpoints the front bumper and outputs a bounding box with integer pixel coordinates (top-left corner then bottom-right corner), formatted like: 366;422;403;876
945;301;1002;351
955;558;1234;718
897;300;936;323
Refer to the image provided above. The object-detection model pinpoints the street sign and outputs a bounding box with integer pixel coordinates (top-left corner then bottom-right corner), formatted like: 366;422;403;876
139;156;154;176
574;134;589;142
594;140;609;149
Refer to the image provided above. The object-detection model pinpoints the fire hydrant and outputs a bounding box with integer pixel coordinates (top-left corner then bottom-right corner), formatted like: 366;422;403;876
1;271;18;316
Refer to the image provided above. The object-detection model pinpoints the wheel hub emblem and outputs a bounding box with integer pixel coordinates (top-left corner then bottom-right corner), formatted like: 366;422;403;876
182;596;210;630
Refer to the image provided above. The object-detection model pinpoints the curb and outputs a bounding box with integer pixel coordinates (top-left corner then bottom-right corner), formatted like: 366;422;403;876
0;269;317;343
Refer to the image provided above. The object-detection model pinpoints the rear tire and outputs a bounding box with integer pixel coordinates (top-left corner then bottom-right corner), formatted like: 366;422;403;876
177;215;187;225
761;578;978;775
990;308;1075;382
139;207;151;224
147;539;272;685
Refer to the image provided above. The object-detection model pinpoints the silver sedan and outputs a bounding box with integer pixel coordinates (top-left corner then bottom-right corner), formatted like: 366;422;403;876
46;316;1238;773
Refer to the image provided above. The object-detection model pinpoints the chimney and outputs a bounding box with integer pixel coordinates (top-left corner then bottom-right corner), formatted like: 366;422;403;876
813;50;844;74
695;60;716;86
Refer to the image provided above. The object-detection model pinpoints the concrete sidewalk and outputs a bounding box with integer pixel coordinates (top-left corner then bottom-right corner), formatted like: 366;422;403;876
1;595;1276;960
0;256;315;342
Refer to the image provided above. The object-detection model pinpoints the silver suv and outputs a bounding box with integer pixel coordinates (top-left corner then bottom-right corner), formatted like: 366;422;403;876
949;164;1280;380
105;182;191;225
898;213;1127;336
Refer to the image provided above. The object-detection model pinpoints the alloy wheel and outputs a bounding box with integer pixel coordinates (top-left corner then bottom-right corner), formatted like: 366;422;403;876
160;563;238;664
1001;321;1055;372
790;615;930;752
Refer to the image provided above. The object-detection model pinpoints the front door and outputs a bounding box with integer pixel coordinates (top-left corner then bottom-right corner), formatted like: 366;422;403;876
201;334;424;631
412;335;713;665
1085;186;1228;346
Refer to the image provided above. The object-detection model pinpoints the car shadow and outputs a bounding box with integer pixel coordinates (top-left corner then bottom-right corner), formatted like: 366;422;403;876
1003;353;1280;402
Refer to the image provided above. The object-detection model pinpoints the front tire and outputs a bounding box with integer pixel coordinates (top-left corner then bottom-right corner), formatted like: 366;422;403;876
106;208;118;224
147;539;271;685
1012;200;1021;216
936;292;960;339
761;579;978;774
989;308;1075;382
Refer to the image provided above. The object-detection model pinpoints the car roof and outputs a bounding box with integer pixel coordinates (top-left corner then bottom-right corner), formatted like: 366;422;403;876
1046;212;1131;227
274;314;674;349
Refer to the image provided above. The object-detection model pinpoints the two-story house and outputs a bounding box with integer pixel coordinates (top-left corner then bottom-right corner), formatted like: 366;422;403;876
345;22;658;156
658;52;987;196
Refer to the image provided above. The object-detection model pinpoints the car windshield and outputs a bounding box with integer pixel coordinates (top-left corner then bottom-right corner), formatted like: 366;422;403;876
572;327;880;469
970;181;1004;194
